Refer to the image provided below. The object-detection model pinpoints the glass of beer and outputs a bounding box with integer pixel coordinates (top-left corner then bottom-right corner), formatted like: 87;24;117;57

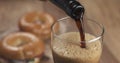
51;17;104;63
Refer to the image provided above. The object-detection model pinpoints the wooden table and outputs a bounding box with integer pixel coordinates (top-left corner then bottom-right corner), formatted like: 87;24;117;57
0;0;120;63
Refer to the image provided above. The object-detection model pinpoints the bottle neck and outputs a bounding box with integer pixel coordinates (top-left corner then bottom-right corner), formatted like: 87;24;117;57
50;0;85;20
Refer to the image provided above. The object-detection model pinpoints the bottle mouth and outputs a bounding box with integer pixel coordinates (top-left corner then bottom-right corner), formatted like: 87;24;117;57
52;17;104;43
72;5;85;20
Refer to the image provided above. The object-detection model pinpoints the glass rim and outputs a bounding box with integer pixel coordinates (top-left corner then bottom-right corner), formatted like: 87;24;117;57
51;16;104;43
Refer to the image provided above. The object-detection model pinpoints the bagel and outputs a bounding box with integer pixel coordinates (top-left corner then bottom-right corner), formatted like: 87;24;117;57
19;11;59;39
0;32;45;60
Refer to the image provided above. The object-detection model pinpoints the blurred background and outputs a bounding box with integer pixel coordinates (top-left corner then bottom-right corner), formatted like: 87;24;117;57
0;0;120;63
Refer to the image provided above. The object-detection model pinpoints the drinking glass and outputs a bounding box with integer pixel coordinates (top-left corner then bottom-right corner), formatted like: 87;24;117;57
51;17;104;63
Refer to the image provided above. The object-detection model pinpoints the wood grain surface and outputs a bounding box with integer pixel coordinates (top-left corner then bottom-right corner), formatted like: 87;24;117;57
0;0;120;63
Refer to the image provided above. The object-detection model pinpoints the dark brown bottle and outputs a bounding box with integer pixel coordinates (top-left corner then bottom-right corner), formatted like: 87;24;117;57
50;0;84;20
50;0;86;48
